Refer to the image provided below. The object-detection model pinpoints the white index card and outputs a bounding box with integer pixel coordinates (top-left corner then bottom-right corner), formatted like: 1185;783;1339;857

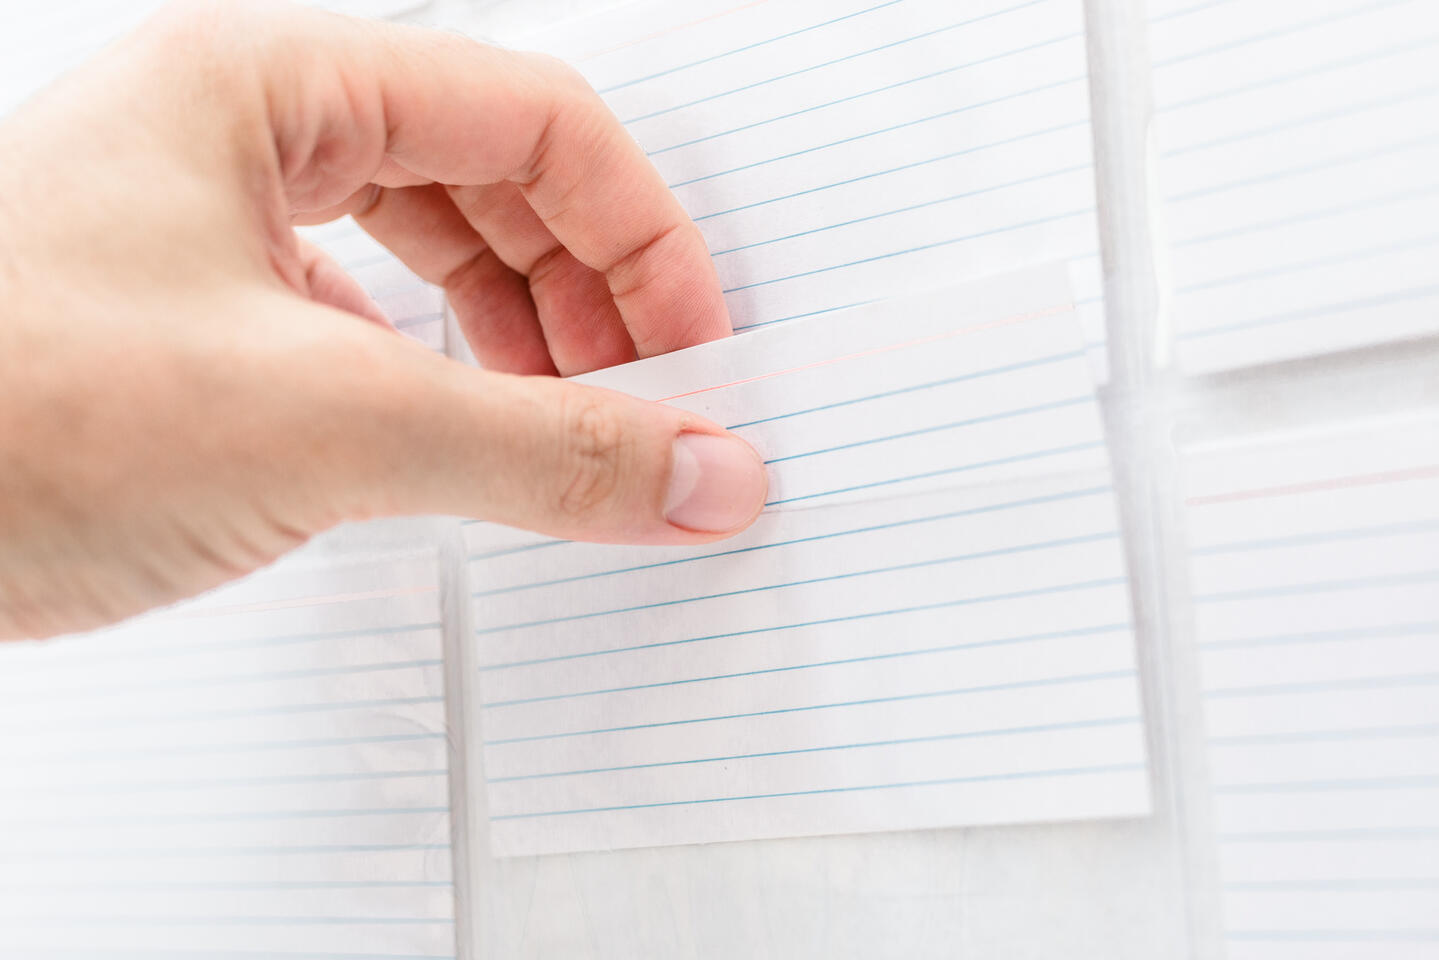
500;0;1108;373
465;265;1150;857
1181;411;1439;957
1148;0;1439;373
0;544;456;960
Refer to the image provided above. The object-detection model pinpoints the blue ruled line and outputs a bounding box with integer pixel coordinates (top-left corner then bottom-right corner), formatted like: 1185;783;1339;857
1178;284;1439;341
1198;620;1439;650
647;32;1077;154
43;695;447;732
766;439;1105;506
1177;234;1439;296
1166;76;1439;157
720;208;1091;293
181;694;446;720
729;350;1085;428
709;163;1090;256
477;576;1125;671
1;731;448;768
1210;721;1439;747
1151;0;1419;71
731;301;875;332
764;396;1091;464
1205;672;1439;699
1193;569;1439;602
472;484;1107;599
692;118;1089;219
1147;0;1240;25
1194;518;1439;555
489;761;1144;819
468;540;567;562
483;622;1131;709
487;714;1140;781
735;295;1095;335
1167;134;1439;205
83;620;443;663
18;658;445;705
15;806;451;828
474;530;1118;636
1171;183;1439;247
2;843;453;861
667;75;1083;187
482;669;1136;746
1214;775;1439;794
622;3;1056;125
596;0;909;93
33;768;450;796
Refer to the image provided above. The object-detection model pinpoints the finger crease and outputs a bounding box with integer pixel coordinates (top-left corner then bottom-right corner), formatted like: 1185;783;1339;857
604;221;684;300
515;98;566;189
526;243;571;287
443;245;499;293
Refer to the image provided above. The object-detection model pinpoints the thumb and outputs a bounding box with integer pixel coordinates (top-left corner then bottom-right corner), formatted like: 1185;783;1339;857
301;314;768;545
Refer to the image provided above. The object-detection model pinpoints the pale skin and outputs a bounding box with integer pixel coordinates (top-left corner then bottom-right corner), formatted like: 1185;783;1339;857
0;1;768;640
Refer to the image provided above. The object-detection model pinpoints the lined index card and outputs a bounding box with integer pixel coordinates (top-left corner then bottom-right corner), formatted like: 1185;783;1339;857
1149;0;1439;373
504;0;1108;370
465;266;1149;857
1182;412;1439;957
0;544;455;960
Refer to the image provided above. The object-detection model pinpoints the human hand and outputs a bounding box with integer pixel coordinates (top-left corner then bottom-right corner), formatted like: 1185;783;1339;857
0;0;767;639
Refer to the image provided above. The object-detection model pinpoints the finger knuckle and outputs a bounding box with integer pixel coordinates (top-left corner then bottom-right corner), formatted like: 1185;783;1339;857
557;396;627;519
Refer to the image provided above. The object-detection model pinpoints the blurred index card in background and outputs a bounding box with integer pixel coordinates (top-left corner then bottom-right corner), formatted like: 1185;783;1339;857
299;219;448;354
466;266;1150;857
0;547;456;960
1182;411;1439;954
1149;0;1439;373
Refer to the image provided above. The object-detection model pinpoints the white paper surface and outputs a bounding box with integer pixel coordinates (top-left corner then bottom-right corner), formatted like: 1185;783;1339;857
0;545;456;959
464;266;1149;857
1181;412;1439;957
1149;0;1439;373
502;0;1107;371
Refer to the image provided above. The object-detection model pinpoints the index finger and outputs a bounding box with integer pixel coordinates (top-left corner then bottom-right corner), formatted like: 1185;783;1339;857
236;5;732;357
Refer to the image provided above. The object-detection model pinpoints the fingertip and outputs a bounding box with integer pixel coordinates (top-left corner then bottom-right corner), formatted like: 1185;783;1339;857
615;244;734;357
296;237;394;329
662;432;768;535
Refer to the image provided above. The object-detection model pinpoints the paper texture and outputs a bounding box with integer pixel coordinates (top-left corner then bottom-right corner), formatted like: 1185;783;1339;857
465;266;1149;857
1149;0;1439;373
0;545;456;959
506;0;1107;371
1181;412;1439;955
